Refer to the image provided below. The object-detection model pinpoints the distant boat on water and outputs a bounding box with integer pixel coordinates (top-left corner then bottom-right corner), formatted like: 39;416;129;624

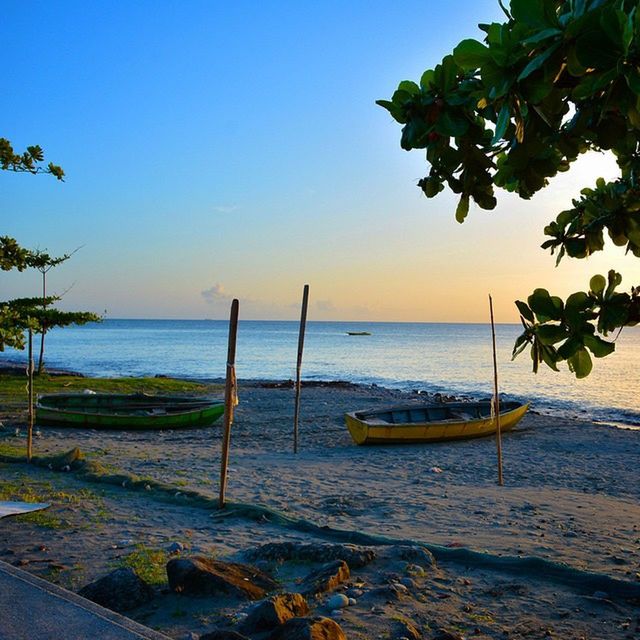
347;331;371;336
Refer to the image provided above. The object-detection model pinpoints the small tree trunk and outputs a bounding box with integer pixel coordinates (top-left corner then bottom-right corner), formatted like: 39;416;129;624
37;270;47;374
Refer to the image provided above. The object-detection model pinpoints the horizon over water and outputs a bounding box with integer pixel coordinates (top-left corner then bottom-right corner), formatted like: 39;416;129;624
2;318;639;430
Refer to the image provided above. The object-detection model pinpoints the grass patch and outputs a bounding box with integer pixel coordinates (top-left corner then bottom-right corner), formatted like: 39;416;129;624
0;374;223;412
0;474;107;529
118;544;169;586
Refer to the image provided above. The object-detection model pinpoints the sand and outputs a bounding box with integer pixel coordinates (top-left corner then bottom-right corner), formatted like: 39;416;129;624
1;380;639;639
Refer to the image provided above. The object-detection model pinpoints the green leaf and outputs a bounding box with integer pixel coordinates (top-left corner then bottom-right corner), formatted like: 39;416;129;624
567;347;593;378
455;195;469;223
515;300;534;322
397;80;421;96
492;103;511;144
436;111;469;137
453;39;491;70
510;0;554;28
589;274;606;296
528;288;563;321
420;69;435;90
583;334;615;358
537;324;569;345
517;42;561;81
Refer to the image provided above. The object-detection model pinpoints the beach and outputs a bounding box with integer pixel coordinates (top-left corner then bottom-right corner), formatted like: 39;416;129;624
1;379;639;639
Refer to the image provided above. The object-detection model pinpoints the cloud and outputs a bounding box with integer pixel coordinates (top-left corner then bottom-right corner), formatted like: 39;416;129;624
315;299;335;312
201;283;231;303
212;205;239;214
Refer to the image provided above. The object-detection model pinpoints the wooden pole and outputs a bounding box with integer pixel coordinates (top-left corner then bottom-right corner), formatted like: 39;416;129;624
293;284;309;454
489;294;503;486
219;299;239;509
27;328;34;462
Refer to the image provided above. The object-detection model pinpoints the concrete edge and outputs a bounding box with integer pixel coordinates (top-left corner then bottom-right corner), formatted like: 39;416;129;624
0;560;170;640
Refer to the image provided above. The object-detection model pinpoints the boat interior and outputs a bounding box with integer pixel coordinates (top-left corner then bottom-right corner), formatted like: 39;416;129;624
356;401;519;425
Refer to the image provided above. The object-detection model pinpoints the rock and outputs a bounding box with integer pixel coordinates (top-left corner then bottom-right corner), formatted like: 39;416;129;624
244;542;375;569
299;560;350;597
348;598;356;606
200;632;250;640
78;568;154;612
592;590;609;599
167;541;185;554
362;584;403;603
166;556;277;599
326;594;349;609
391;545;436;567
395;619;421;640
239;593;309;633
400;577;417;590
266;616;347;640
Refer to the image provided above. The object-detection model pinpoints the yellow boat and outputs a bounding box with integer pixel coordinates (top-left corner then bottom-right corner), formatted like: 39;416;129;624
345;400;528;445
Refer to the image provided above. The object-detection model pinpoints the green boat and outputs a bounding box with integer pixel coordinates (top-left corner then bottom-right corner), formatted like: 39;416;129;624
36;393;225;430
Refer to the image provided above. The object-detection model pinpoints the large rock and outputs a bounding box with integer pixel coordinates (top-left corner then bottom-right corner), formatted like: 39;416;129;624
244;542;376;569
166;556;277;599
200;632;250;640
240;593;309;633
78;567;154;612
266;616;346;640
390;545;435;567
298;560;349;597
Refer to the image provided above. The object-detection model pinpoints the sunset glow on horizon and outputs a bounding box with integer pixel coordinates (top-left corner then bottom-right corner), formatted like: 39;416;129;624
3;1;639;325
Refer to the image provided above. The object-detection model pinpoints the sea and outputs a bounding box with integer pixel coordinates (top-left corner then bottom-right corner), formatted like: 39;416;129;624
1;319;639;429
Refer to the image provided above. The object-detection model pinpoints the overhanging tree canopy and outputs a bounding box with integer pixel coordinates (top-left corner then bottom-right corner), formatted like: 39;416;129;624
378;0;640;377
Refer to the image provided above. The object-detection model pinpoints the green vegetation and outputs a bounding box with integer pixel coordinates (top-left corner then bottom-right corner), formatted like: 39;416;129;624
0;138;64;180
118;544;169;586
379;0;640;377
0;472;104;529
0;237;100;358
0;373;221;414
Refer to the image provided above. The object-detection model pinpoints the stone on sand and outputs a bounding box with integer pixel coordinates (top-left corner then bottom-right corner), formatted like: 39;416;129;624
78;567;154;612
239;593;310;633
166;556;277;599
266;616;346;640
298;560;350;597
244;542;376;569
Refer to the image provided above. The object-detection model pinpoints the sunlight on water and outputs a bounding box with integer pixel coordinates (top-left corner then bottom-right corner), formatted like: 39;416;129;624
2;319;639;427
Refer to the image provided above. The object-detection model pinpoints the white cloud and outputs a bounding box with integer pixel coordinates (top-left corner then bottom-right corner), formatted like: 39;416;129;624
201;283;231;303
212;205;239;214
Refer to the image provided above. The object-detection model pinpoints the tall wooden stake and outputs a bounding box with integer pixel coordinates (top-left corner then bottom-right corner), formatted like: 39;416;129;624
27;328;34;462
293;284;309;453
219;299;239;509
489;295;504;486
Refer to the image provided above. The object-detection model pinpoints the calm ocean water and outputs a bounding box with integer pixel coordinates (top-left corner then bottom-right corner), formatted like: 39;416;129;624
2;319;639;428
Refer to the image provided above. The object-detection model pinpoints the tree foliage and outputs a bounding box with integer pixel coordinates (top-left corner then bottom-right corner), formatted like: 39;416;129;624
378;0;640;377
0;239;100;360
0;138;64;180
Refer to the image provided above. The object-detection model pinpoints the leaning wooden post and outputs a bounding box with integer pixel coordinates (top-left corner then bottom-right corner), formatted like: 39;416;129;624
293;284;309;454
27;328;34;462
489;295;503;486
219;299;239;509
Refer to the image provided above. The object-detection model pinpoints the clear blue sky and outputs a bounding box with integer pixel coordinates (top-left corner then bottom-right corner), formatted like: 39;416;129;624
3;1;636;321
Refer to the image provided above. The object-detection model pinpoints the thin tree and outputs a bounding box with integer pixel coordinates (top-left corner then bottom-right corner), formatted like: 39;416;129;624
28;248;79;373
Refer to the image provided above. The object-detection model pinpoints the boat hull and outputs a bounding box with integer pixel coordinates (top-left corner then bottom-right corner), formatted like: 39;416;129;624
36;393;225;430
345;401;528;445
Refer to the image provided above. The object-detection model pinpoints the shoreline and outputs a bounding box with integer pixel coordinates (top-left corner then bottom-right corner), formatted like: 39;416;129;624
2;353;639;431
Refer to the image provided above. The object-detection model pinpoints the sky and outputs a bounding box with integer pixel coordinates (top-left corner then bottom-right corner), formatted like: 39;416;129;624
2;1;639;323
